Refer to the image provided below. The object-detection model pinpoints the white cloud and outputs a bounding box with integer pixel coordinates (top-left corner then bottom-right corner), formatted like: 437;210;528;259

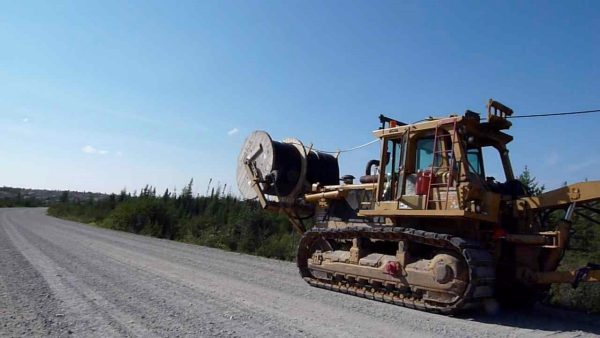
82;145;109;155
82;145;97;154
227;127;239;136
22;118;29;123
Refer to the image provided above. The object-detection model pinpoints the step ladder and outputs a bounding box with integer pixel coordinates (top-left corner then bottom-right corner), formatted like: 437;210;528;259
425;118;458;210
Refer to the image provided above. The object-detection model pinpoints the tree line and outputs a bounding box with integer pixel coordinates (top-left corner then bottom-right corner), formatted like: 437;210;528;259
47;180;299;261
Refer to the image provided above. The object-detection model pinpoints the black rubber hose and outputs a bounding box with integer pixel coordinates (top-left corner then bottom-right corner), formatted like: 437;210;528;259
365;159;380;176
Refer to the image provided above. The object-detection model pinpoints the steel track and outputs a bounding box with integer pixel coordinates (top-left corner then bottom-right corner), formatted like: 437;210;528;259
297;226;496;314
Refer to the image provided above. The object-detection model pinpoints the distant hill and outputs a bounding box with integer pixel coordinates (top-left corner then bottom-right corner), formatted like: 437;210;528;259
0;186;108;206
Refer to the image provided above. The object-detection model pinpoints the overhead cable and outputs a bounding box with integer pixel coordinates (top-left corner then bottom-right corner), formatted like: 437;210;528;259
313;139;379;154
310;107;600;153
508;109;600;119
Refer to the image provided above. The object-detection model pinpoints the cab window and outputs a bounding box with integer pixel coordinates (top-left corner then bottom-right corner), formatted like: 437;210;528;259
416;138;434;171
466;148;484;177
381;138;405;200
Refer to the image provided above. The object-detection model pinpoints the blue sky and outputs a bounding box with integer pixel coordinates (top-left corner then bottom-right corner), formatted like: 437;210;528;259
0;1;598;195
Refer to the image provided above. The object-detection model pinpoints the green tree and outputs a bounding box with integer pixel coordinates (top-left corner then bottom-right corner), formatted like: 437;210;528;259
518;165;545;196
60;191;69;203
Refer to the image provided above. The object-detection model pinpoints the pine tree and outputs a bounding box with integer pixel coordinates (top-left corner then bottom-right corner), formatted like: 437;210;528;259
518;166;545;196
60;191;69;203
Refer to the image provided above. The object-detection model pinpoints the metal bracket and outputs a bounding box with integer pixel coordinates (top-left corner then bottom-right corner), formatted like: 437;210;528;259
244;162;270;209
573;263;600;289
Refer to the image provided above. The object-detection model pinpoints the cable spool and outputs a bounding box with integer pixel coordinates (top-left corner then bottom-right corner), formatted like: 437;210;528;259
237;131;339;200
306;149;340;188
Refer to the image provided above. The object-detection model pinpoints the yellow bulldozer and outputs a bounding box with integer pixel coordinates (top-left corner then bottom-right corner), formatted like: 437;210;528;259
237;99;600;314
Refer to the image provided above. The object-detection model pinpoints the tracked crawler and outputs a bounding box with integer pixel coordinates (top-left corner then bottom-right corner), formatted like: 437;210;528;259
237;99;600;314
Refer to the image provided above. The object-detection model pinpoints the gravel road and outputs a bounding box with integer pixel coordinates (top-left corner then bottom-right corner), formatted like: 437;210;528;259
0;208;598;337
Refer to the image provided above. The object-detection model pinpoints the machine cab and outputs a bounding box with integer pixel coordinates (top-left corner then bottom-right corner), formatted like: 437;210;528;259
359;100;520;223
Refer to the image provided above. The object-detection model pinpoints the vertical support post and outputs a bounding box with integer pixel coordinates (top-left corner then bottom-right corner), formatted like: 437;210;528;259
396;240;409;276
350;238;364;264
542;202;576;271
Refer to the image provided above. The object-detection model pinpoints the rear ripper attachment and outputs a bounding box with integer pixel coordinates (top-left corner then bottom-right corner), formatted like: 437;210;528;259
237;99;600;314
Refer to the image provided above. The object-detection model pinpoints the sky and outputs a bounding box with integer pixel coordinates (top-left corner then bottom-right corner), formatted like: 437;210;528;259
0;0;598;195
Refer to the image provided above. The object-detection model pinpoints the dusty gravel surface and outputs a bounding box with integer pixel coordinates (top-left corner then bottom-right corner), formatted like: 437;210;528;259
0;208;598;337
